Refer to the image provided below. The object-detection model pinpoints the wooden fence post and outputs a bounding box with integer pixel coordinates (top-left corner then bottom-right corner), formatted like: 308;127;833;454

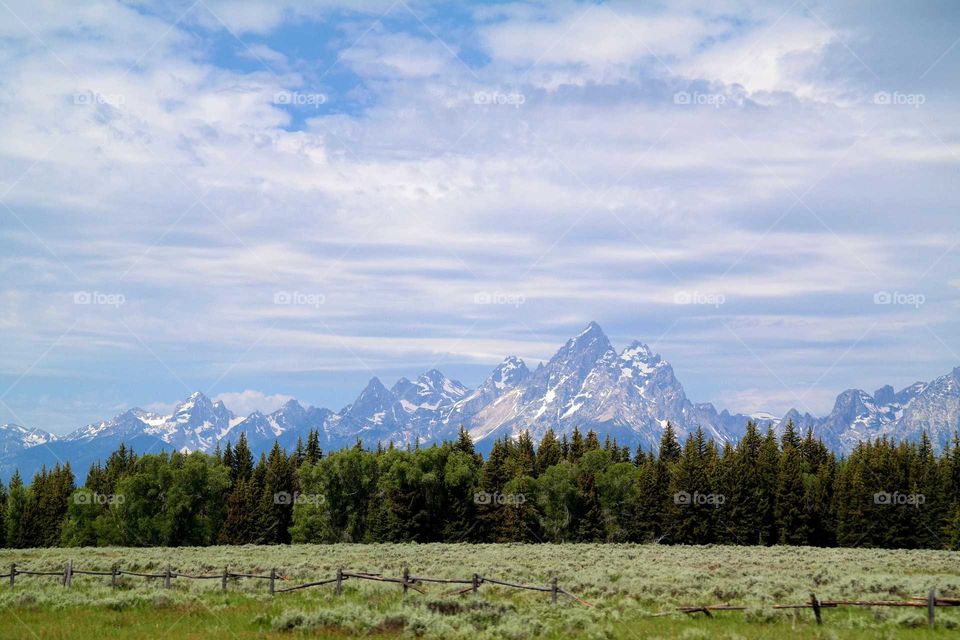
550;576;558;604
64;560;73;588
269;568;276;596
111;565;118;589
810;593;822;625
222;566;228;592
164;565;171;589
402;566;410;595
471;573;479;595
9;563;15;589
335;566;343;596
928;588;936;628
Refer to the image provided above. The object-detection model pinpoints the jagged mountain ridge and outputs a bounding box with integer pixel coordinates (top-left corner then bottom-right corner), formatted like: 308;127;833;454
458;322;742;451
2;323;960;481
0;423;55;457
781;369;960;452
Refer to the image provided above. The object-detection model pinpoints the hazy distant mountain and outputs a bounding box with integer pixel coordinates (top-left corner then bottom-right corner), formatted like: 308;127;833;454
781;368;960;452
3;322;960;480
0;423;55;456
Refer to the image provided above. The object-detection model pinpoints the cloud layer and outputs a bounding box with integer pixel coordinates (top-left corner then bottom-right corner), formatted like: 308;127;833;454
2;0;959;433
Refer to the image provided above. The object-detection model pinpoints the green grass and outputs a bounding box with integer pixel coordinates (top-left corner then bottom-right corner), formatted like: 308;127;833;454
0;544;959;638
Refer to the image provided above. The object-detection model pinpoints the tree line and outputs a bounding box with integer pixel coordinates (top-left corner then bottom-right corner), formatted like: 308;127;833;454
2;422;960;549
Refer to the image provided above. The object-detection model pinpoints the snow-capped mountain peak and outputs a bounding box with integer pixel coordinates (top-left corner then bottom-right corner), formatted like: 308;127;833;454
0;423;56;456
5;321;960;483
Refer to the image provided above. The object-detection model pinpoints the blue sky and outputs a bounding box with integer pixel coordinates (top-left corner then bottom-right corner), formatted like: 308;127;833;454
2;0;959;433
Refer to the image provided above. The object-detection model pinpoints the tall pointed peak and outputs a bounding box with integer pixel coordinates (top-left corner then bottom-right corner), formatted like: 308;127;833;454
419;369;446;383
576;321;606;339
175;391;210;411
565;321;610;348
551;322;612;366
363;376;387;391
278;398;303;412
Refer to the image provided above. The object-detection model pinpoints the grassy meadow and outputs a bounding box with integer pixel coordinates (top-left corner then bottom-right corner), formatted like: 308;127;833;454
0;544;959;638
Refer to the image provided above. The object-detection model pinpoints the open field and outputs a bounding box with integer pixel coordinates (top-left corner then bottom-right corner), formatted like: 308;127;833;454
1;544;959;639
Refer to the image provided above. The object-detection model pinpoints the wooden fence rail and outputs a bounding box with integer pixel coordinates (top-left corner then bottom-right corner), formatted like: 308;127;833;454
660;587;952;628
7;562;954;626
2;562;588;607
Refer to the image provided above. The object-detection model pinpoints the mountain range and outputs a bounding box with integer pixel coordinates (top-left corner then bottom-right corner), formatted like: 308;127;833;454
2;322;959;481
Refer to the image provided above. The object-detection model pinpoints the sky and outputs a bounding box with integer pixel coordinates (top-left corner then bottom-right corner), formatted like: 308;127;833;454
1;0;959;434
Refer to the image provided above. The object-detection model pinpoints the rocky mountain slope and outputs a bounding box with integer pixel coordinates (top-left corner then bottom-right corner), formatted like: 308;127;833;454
2;323;959;480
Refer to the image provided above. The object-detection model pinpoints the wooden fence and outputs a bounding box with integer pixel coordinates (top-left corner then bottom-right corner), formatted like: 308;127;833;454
0;561;588;606
2;562;957;627
656;590;960;628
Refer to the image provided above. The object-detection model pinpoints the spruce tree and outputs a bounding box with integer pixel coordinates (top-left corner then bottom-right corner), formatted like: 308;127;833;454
305;429;322;465
775;437;809;544
659;423;682;462
231;433;254;484
575;468;605;541
509;430;536;478
584;430;601;452
0;478;6;548
476;439;511;541
569;427;584;462
537;429;562;474
756;427;781;544
4;471;29;548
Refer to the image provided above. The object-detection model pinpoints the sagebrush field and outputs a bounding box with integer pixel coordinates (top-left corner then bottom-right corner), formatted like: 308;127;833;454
0;544;959;638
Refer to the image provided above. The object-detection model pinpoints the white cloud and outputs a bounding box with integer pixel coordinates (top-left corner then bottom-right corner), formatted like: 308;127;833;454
1;0;958;433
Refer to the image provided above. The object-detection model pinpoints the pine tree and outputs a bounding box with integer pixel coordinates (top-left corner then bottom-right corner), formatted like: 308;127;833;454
454;426;476;456
231;433;254;483
222;442;234;476
0;478;6;548
219;479;262;544
569;427;584;462
659;423;682;462
775;436;809;544
584;430;601;452
4;471;30;548
575;468;605;541
509;430;536;478
305;429;322;465
780;419;801;450
476;439;511;541
293;436;306;467
537;429;562;474
668;427;713;544
756;427;781;544
260;442;297;544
